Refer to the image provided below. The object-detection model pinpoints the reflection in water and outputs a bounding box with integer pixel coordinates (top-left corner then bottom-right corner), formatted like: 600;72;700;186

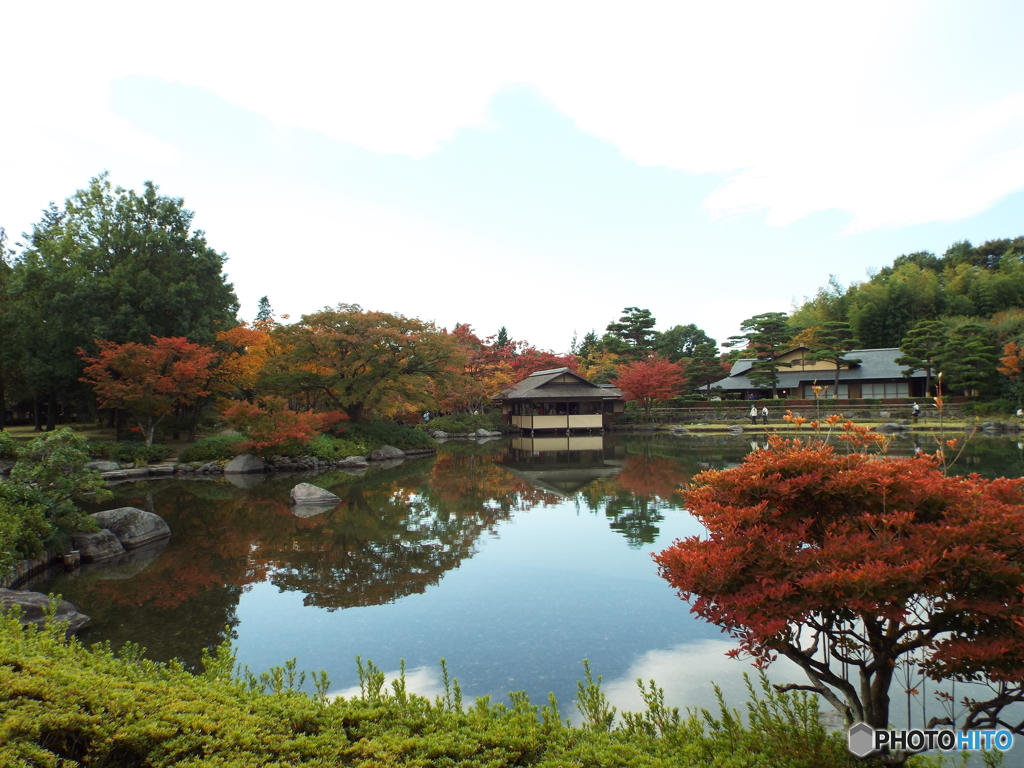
28;432;1024;710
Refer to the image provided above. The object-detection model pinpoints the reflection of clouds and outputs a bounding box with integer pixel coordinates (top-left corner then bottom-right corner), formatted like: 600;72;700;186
328;664;447;702
595;640;805;724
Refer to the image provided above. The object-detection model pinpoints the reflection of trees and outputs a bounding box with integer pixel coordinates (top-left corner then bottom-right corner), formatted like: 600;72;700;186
579;453;690;548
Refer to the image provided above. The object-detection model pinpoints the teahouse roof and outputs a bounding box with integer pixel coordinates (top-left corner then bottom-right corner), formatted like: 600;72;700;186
710;348;927;392
493;367;623;401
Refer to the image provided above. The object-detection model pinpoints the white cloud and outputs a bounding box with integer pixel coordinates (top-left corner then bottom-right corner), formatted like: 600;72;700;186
4;1;1023;235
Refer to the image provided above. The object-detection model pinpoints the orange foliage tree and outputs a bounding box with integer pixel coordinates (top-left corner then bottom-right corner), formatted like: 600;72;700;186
998;340;1024;405
221;396;345;457
507;343;578;378
655;432;1024;753
614;355;686;420
436;324;515;414
79;337;218;445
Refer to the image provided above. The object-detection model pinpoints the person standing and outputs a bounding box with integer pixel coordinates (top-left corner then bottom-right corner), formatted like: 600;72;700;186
749;404;758;425
911;402;920;423
761;405;769;425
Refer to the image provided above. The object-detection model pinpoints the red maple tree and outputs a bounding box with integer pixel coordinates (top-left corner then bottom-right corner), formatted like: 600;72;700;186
614;355;686;420
655;432;1024;758
80;337;218;445
221;396;345;457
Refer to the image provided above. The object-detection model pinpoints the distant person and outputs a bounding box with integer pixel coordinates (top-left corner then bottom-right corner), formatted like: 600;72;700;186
423;411;431;423
1017;408;1023;419
912;402;920;423
761;405;769;425
749;404;758;425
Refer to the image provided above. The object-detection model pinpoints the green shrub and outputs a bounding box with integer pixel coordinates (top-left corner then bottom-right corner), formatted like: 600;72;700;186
424;412;508;434
339;421;436;451
0;430;18;460
0;429;110;572
178;434;245;463
306;434;369;460
0;612;878;768
86;440;172;466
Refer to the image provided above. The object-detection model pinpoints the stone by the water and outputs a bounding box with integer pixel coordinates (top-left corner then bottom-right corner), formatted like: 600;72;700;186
0;588;90;634
91;507;171;550
289;482;341;506
370;445;405;461
223;453;266;474
73;529;126;562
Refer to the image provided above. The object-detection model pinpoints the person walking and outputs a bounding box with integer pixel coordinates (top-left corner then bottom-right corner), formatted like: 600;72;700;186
749;404;758;425
761;405;769;425
911;402;920;423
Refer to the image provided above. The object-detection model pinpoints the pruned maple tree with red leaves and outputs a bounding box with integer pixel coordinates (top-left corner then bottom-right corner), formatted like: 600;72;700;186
655;431;1024;764
221;396;346;457
79;337;218;445
614;354;685;420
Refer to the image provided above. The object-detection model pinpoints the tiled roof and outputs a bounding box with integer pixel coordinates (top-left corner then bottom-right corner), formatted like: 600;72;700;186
494;369;622;400
709;348;926;391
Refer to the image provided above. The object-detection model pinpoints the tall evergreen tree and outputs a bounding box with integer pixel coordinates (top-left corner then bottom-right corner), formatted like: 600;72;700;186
805;322;861;392
725;312;792;398
935;323;998;398
255;296;274;325
896;319;948;397
605;307;659;357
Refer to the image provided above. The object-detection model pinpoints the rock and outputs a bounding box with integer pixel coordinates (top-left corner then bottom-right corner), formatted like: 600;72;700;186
430;430;448;438
289;482;341;506
879;411;891;419
369;445;405;461
338;456;369;468
224;454;265;474
475;428;496;436
123;467;150;479
0;588;90;634
73;529;126;562
101;470;128;480
90;507;171;550
149;465;175;476
84;460;120;472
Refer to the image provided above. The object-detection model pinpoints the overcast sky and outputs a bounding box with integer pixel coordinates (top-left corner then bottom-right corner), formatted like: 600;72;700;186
3;1;1023;351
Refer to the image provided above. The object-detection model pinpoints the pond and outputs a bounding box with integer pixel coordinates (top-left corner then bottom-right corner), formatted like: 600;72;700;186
29;431;1024;725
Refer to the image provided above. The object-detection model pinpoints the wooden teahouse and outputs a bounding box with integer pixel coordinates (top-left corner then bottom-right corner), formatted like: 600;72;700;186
493;368;624;432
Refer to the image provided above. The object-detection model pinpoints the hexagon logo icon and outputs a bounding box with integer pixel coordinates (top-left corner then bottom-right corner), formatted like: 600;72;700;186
848;722;876;757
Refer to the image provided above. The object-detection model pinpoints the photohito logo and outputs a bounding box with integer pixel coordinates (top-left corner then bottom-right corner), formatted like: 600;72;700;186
848;724;1014;756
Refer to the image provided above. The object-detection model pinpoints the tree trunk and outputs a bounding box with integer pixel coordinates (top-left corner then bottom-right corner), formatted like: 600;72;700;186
33;398;41;431
46;394;57;431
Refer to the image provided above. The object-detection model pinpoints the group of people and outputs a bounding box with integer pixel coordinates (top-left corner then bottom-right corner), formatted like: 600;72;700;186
749;404;769;425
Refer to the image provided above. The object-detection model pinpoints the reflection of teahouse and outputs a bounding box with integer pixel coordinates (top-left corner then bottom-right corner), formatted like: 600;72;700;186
493;368;624;432
499;435;625;496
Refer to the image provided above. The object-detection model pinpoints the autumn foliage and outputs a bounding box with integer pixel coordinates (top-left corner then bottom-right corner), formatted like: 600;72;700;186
655;432;1024;747
80;337;218;445
614;355;686;420
221;397;346;457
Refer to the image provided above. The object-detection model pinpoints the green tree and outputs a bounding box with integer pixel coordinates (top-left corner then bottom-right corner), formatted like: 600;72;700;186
8;175;238;428
805;322;861;392
254;296;274;325
605;307;659;358
725;312;792;398
0;228;15;431
935;323;998;397
896;319;947;396
656;323;715;363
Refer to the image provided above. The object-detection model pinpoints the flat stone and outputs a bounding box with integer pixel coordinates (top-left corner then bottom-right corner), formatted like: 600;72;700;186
101;470;128;480
290;482;341;506
73;529;126;562
84;460;120;472
224;453;267;474
0;588;90;634
149;465;175;476
337;456;369;468
90;507;171;550
370;445;406;461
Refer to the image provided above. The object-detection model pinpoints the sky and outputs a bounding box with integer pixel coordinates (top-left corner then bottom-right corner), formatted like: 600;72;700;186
2;1;1024;352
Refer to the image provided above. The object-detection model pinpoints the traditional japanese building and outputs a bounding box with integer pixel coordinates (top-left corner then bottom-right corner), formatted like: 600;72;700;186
707;347;930;400
493;368;624;431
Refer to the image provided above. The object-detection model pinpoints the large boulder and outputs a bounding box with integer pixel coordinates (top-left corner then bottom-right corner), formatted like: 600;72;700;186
369;445;405;461
223;453;266;474
84;460;120;472
290;483;341;506
72;529;125;562
90;507;171;550
0;588;90;634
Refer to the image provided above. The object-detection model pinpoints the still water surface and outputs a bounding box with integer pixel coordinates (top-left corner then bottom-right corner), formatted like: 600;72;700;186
32;432;1024;720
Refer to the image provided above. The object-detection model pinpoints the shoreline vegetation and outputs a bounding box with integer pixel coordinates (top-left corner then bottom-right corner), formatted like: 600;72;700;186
0;608;879;768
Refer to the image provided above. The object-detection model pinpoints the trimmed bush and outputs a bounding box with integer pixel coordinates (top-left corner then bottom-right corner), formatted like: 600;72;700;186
178;434;246;463
339;421;436;451
0;430;18;460
306;434;369;460
423;412;508;434
86;440;172;466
